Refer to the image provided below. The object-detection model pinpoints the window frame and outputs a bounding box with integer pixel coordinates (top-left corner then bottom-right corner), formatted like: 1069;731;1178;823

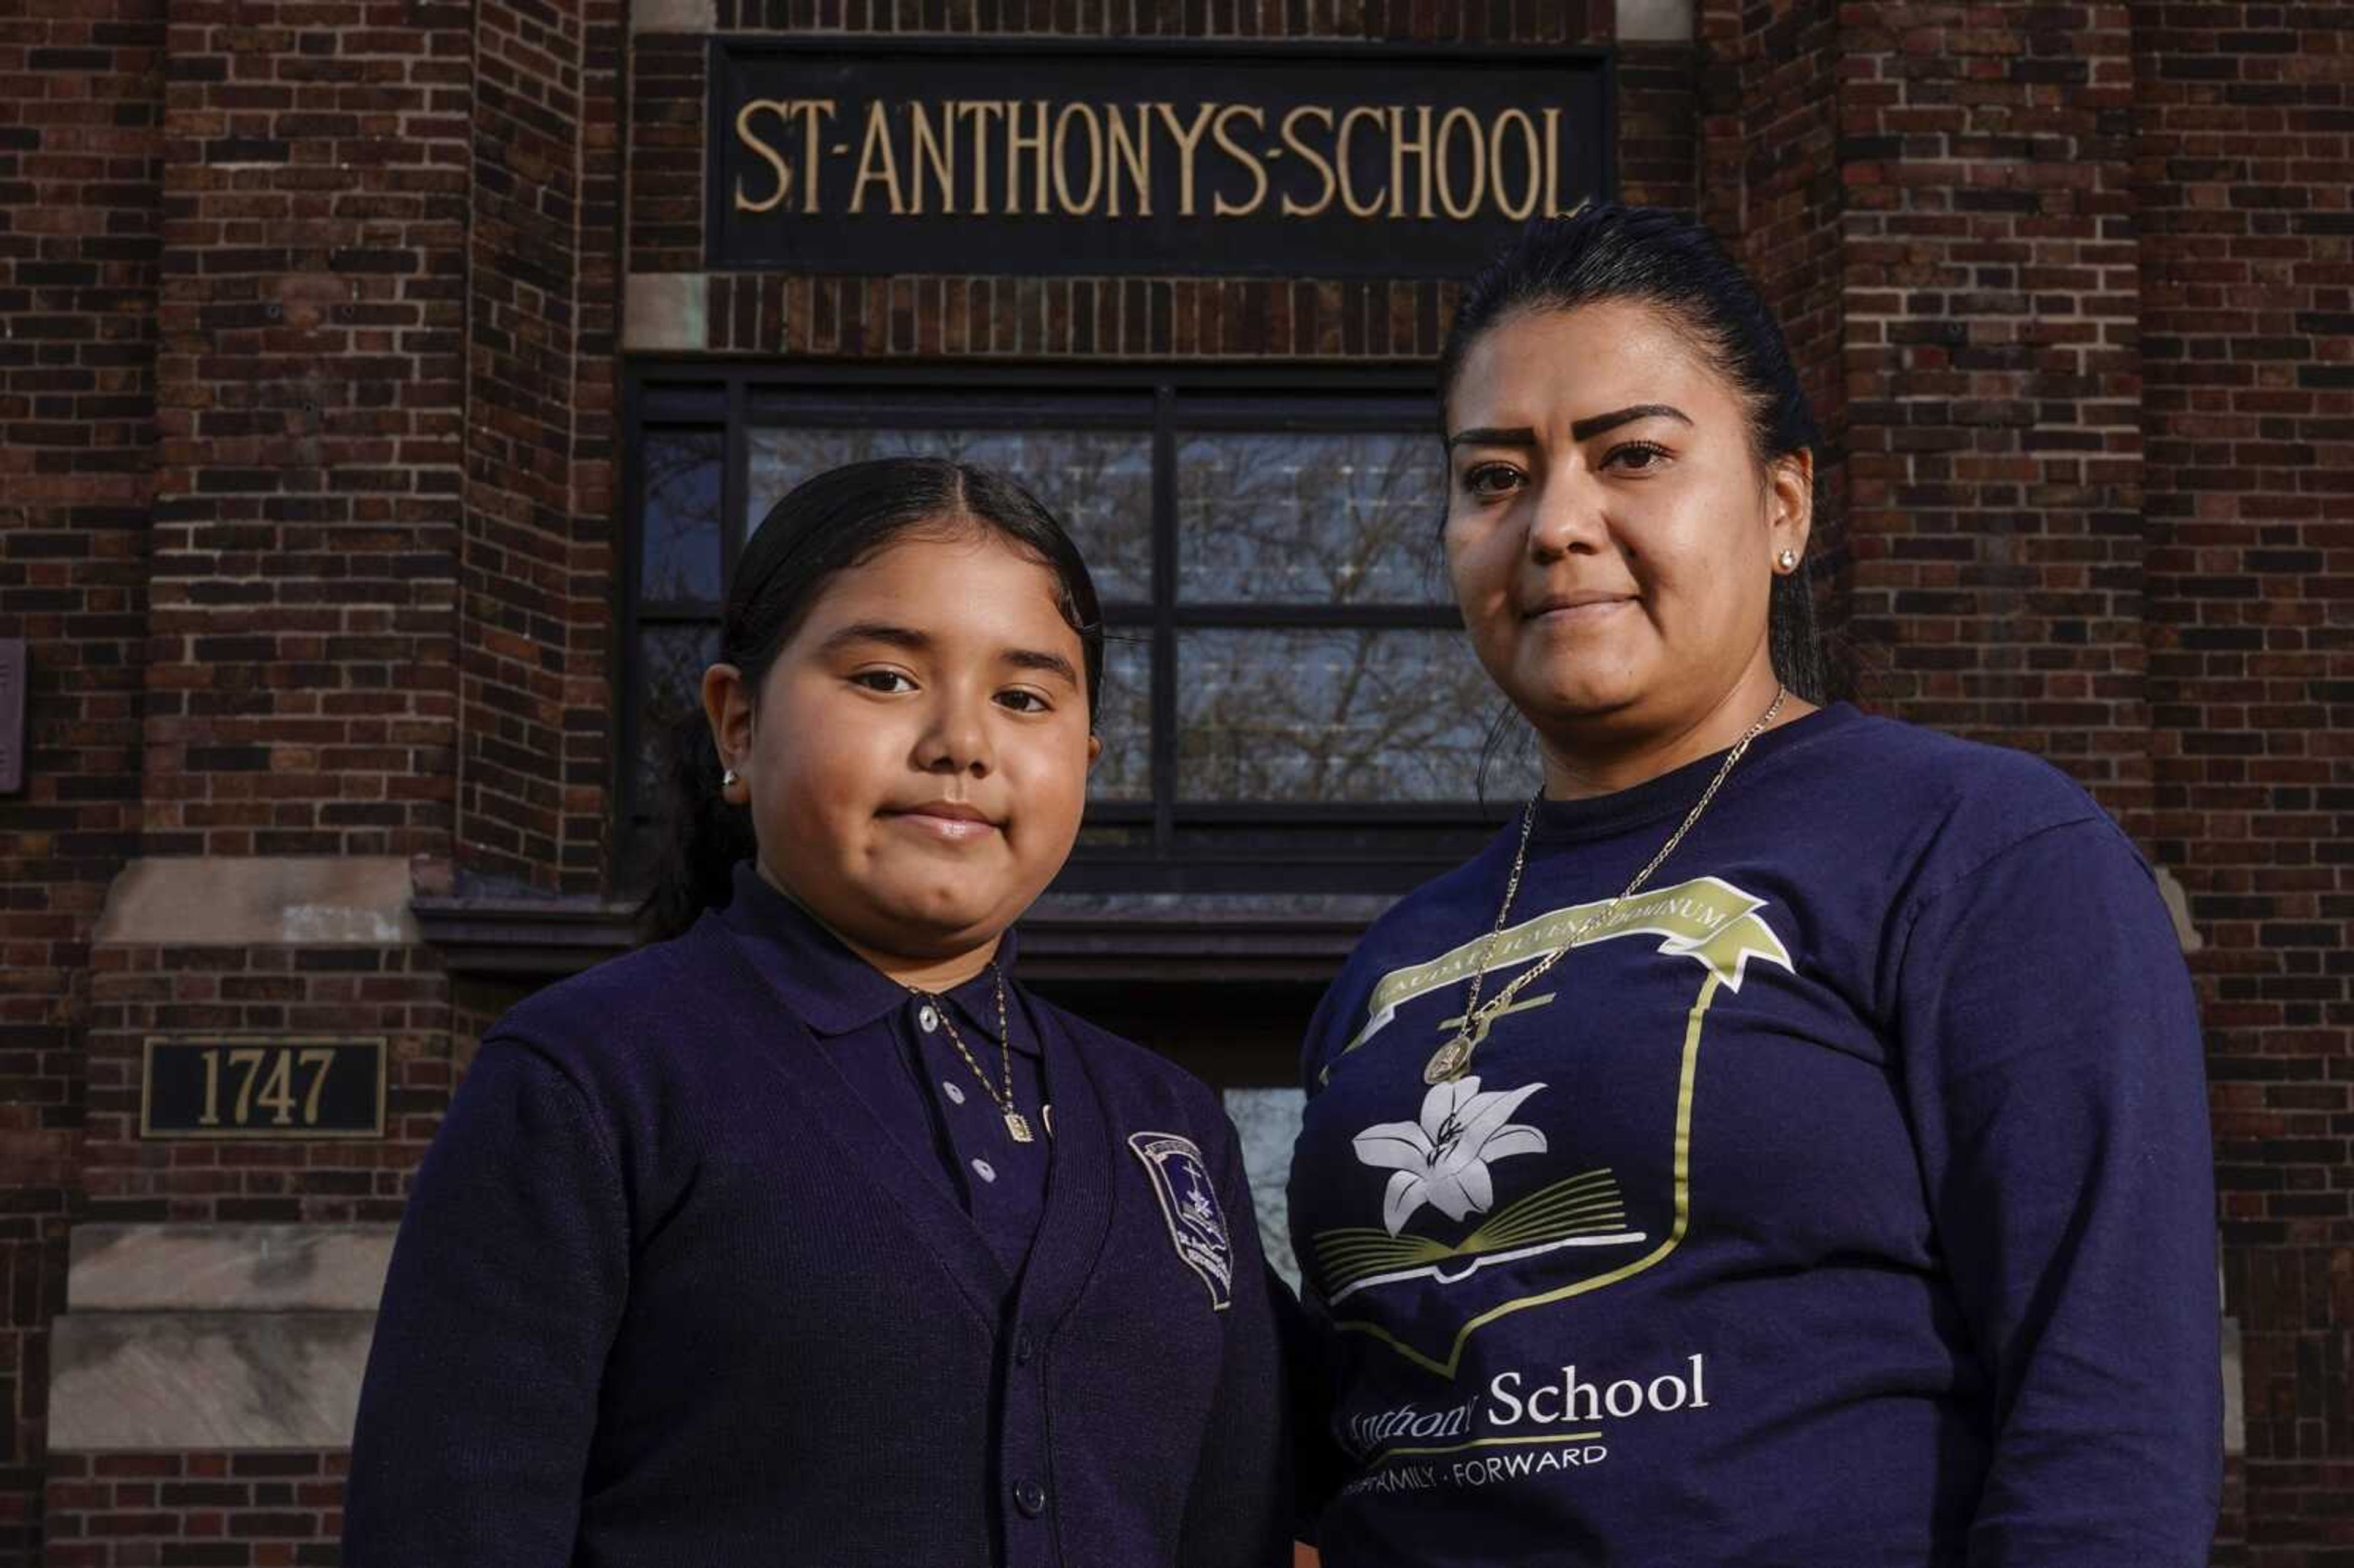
617;361;1523;895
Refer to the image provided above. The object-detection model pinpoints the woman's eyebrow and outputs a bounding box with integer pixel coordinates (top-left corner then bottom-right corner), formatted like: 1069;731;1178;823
1444;405;1693;449
1444;425;1538;450
1570;403;1692;440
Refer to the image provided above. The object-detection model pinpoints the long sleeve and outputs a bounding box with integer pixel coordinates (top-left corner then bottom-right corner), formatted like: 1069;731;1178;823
1893;817;2221;1566
342;1039;631;1566
1177;1122;1295;1568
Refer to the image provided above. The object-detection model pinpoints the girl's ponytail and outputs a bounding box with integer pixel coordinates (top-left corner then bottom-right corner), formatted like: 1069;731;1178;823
638;709;758;944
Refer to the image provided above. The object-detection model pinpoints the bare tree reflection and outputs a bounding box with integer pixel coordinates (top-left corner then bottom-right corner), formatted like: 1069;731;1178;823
747;428;1153;603
1178;433;1447;605
1178;629;1523;803
641;432;725;604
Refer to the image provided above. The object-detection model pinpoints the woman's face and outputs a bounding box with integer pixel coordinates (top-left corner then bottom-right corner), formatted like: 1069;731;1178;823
1441;298;1810;747
703;523;1099;965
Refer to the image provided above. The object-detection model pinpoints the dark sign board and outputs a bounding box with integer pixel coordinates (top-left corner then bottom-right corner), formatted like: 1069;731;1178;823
708;40;1613;278
142;1036;387;1140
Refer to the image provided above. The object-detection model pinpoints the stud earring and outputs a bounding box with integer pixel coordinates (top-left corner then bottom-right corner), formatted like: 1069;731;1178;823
722;767;739;790
1777;548;1800;572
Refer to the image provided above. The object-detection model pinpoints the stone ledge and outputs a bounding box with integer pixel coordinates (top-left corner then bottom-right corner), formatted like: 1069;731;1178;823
95;857;419;947
50;1311;375;1452
69;1225;396;1313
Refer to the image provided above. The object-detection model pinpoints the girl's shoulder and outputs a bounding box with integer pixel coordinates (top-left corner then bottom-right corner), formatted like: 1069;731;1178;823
1023;991;1236;1150
475;916;751;1098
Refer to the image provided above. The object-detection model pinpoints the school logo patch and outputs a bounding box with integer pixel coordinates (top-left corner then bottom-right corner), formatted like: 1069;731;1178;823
1128;1131;1233;1311
1307;874;1797;1379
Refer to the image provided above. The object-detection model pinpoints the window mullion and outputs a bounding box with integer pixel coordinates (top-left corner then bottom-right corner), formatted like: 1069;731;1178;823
1151;384;1179;858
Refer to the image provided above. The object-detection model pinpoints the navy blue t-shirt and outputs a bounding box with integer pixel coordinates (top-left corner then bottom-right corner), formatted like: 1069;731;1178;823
1288;704;2221;1567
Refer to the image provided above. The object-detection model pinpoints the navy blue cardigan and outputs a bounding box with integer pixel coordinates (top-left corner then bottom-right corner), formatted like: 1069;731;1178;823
343;910;1291;1567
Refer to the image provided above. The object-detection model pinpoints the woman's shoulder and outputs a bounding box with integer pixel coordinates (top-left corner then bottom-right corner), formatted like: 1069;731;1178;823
1798;704;2116;848
1772;706;2154;938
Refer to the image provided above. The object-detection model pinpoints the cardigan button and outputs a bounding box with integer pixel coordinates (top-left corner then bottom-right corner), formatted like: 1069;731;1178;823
1014;1331;1035;1365
1012;1479;1048;1518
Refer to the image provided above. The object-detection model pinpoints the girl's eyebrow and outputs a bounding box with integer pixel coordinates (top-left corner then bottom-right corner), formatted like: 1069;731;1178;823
1005;647;1080;687
818;620;927;654
821;621;1078;687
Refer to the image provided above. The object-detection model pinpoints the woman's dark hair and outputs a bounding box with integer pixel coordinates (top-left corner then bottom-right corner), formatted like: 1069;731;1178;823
1439;204;1829;706
638;455;1105;943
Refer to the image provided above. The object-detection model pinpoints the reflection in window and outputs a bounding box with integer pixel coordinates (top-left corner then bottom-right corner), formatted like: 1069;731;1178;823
636;625;720;804
1223;1086;1306;1290
1089;634;1152;804
640;431;724;604
747;428;1154;604
1177;629;1534;804
1177;432;1447;605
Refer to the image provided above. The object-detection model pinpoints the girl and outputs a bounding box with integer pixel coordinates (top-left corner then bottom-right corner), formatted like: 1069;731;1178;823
1287;207;2220;1565
345;457;1291;1567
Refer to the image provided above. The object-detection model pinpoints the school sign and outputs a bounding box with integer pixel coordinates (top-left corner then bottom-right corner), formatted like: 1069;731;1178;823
709;42;1613;278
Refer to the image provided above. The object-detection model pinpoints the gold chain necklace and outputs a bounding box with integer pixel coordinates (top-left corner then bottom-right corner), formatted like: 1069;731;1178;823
921;964;1035;1144
1423;686;1788;1086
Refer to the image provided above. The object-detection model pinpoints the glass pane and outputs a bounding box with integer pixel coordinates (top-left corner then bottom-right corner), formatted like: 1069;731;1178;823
1176;432;1447;605
747;428;1153;603
1223;1086;1306;1290
641;431;723;603
1089;631;1152;804
1177;628;1534;803
636;624;720;808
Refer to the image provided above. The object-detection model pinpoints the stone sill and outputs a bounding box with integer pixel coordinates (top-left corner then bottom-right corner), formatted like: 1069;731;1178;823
411;891;1395;983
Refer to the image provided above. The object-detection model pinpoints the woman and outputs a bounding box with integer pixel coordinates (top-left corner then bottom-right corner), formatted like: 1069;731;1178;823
345;458;1289;1566
1286;207;2220;1566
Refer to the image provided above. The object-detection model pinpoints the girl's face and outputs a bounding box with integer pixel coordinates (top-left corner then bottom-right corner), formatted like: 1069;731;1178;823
703;523;1099;966
1441;298;1810;747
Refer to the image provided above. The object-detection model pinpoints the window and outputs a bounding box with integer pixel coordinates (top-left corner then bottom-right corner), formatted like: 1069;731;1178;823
623;367;1533;895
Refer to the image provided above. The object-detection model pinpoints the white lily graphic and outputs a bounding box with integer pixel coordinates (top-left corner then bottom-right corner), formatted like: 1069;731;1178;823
1352;1076;1549;1236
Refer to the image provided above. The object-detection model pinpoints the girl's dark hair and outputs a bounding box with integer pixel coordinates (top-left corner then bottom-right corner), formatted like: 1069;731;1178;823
638;455;1105;943
1439;204;1829;705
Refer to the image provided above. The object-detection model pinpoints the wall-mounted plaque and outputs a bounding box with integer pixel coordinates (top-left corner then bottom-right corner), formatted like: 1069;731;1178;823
709;40;1613;279
140;1035;387;1140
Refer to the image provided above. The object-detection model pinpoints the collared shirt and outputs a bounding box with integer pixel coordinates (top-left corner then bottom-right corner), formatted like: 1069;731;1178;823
345;886;1293;1568
719;860;1049;1279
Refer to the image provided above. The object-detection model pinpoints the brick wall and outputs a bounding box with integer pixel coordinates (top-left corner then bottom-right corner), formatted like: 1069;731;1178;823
456;0;624;896
77;944;449;1225
2135;1;2354;1561
1697;0;1851;683
0;0;166;1558
142;0;468;863
1838;4;2154;826
44;1451;345;1568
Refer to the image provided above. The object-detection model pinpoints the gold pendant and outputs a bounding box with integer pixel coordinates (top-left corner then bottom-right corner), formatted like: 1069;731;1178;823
1423;1038;1471;1085
1004;1110;1035;1144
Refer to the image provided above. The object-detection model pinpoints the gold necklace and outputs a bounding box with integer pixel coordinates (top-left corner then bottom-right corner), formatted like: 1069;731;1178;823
1423;687;1788;1086
921;964;1035;1144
